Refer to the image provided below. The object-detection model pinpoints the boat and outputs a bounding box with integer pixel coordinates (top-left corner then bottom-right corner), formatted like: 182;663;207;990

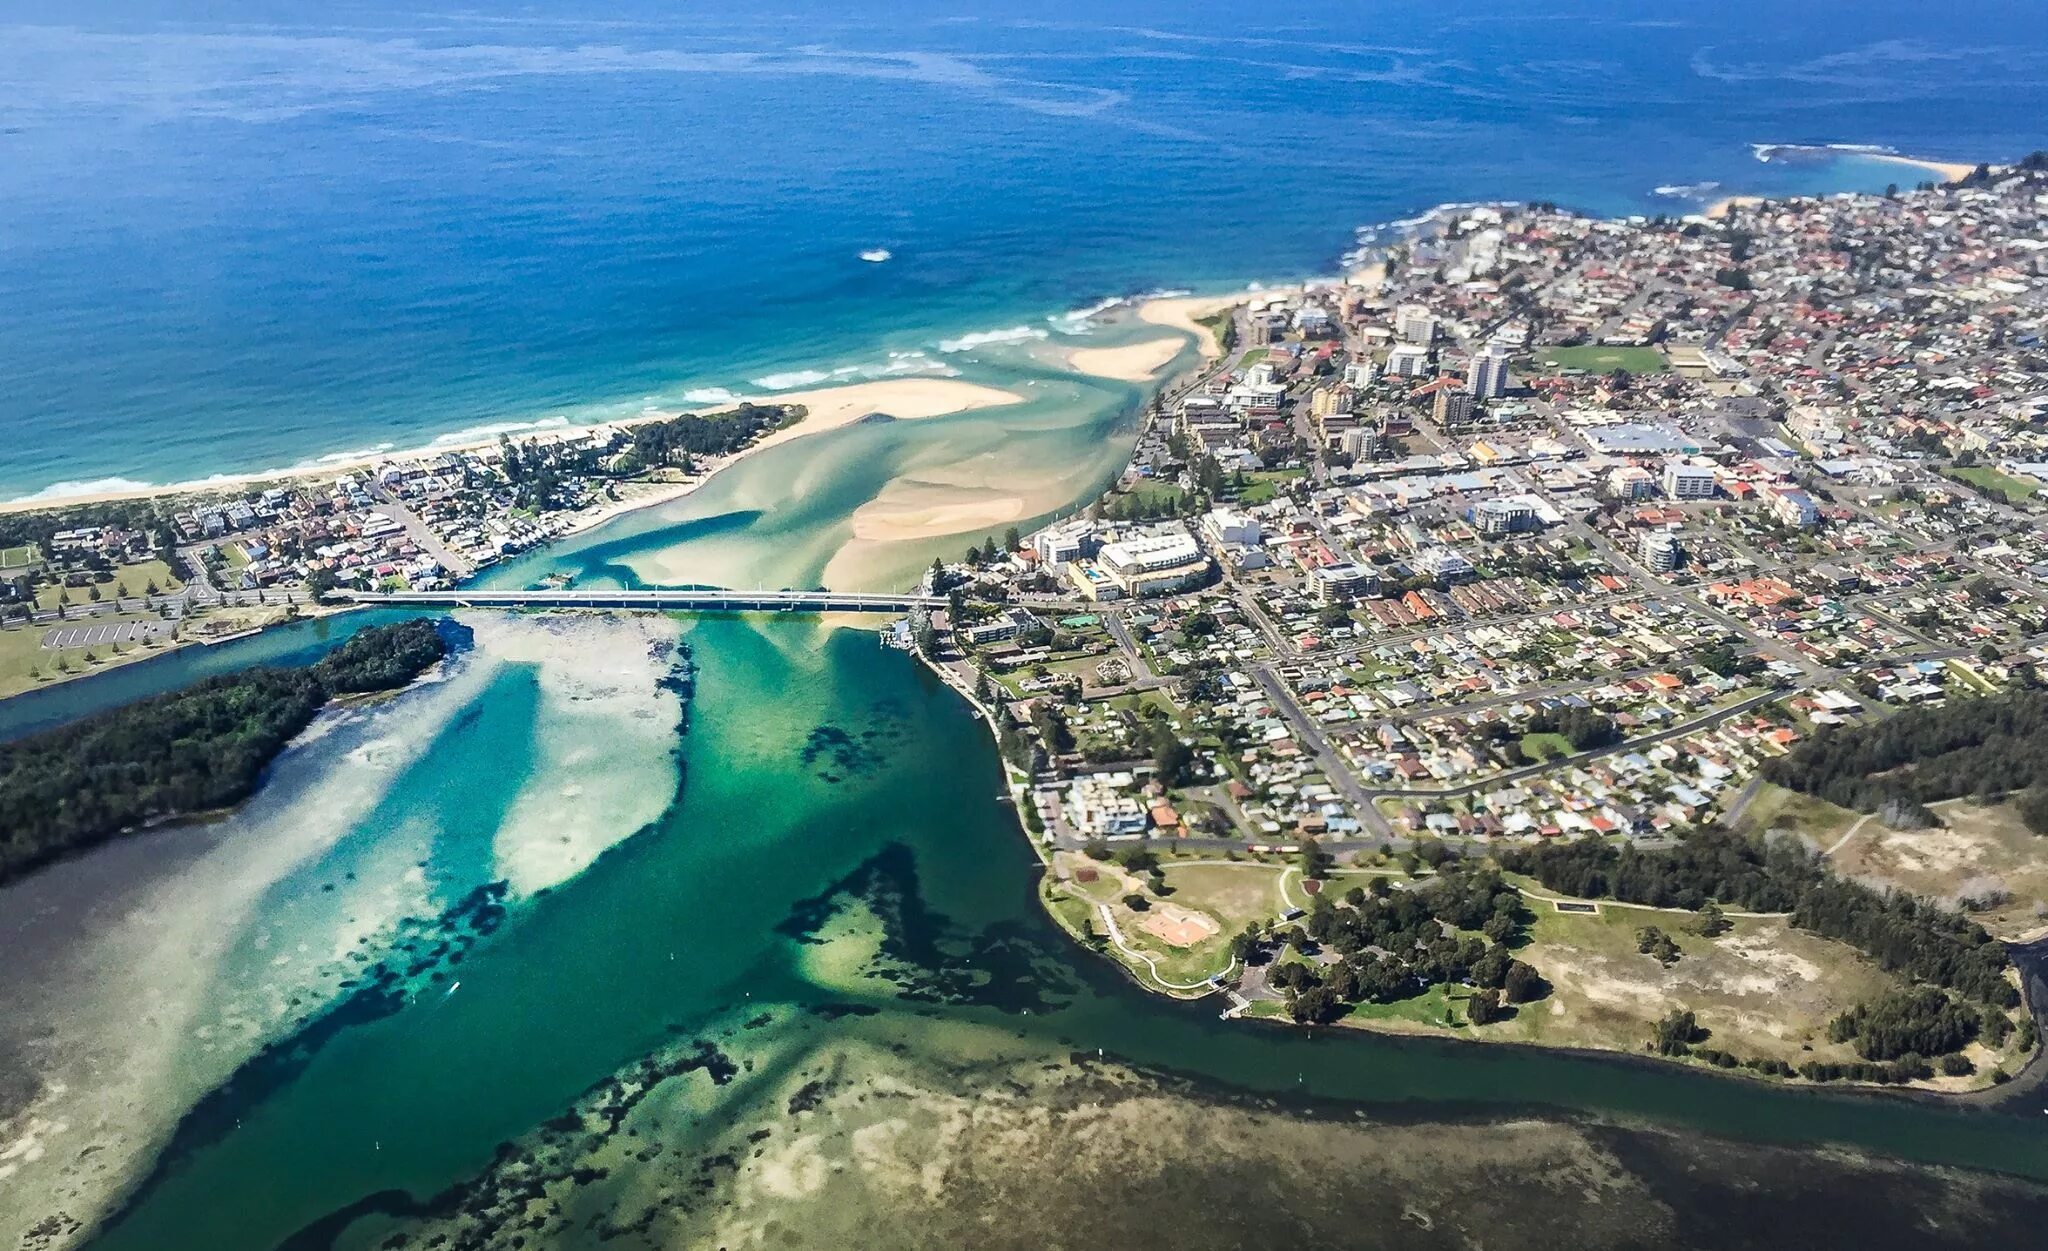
859;248;892;263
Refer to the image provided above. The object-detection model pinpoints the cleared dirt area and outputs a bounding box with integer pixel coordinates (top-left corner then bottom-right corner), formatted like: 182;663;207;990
1831;800;2048;941
1486;900;1900;1069
1139;906;1221;947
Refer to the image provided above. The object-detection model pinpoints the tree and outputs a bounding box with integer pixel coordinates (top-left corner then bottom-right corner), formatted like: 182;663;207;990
1123;893;1150;912
1503;960;1545;1004
1694;900;1731;938
1652;1008;1706;1055
1003;526;1022;552
1466;988;1503;1026
1297;836;1335;881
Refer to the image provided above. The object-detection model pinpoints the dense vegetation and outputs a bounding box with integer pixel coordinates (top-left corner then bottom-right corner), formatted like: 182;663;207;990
0;621;446;886
1764;688;2048;811
1241;865;1543;1025
1524;705;1619;752
1500;828;2017;1013
620;403;804;473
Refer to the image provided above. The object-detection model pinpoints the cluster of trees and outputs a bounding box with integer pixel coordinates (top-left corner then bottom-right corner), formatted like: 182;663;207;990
618;403;803;475
1524;705;1619;752
1498;826;1814;913
1792;877;2017;1009
1827;988;1984;1061
1764;688;2048;811
0;621;447;886
1244;866;1544;1025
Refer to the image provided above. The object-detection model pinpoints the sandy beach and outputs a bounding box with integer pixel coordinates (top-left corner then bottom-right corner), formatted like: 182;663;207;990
1864;153;1980;183
1064;337;1187;382
1135;293;1248;359
1703;194;1767;220
0;377;1026;519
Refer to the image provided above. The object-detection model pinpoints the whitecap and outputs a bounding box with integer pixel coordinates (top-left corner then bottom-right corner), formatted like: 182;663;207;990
427;416;571;445
937;325;1049;353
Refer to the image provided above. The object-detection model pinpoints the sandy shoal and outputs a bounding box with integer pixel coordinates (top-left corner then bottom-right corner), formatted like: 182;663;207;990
1063;337;1187;382
746;378;1025;453
1135;294;1247;359
823;456;1096;589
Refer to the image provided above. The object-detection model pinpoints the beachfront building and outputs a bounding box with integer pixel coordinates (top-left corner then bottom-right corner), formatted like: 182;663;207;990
1095;526;1211;598
1032;521;1094;569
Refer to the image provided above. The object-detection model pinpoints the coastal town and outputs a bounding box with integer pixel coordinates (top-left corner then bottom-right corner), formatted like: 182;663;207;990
7;156;2048;1091
906;157;2048;1084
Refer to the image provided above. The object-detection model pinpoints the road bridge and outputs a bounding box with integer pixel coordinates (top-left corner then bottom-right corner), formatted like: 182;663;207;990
338;589;946;613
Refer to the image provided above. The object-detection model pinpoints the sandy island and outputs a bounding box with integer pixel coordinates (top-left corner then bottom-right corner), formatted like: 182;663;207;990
1064;337;1187;382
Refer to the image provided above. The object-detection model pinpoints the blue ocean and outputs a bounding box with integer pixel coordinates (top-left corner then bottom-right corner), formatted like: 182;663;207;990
1;0;2045;499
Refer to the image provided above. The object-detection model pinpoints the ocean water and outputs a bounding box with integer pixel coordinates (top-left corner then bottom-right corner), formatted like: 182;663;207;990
3;0;2047;499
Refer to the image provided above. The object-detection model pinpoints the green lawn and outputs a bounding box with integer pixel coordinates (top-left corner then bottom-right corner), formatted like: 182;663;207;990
1519;731;1574;761
1533;345;1670;375
1946;465;2039;503
32;559;183;611
0;544;41;570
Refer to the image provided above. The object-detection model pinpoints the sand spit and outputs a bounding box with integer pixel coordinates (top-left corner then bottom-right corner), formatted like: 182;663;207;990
1134;294;1247;359
1064;337;1186;382
1864;153;1981;183
0;379;1024;516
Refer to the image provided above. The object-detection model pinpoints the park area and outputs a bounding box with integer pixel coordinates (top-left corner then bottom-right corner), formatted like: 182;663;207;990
1531;345;1670;375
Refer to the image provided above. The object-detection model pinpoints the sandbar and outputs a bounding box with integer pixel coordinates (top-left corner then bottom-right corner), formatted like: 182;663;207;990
1063;337;1187;382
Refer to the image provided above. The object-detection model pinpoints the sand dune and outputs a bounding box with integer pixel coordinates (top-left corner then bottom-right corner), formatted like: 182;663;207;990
1064;337;1186;382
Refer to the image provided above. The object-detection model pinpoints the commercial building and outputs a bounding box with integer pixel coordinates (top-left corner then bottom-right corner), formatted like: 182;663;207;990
1467;341;1511;399
1471;498;1538;536
1663;461;1718;500
1433;388;1476;427
1094;526;1211;597
1311;562;1379;603
1385;343;1433;379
